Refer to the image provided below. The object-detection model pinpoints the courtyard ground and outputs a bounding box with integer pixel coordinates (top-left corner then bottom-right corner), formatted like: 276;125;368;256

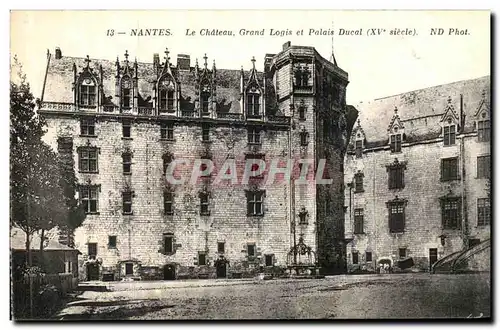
56;273;491;320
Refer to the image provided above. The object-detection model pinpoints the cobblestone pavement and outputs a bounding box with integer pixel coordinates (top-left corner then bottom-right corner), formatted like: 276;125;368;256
57;273;491;320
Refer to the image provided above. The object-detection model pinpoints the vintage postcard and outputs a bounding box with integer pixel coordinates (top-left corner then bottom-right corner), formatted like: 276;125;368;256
9;10;491;320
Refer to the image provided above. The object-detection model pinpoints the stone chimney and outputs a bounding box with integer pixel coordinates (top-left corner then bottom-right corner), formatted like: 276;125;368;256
282;41;291;51
55;47;62;59
177;54;191;71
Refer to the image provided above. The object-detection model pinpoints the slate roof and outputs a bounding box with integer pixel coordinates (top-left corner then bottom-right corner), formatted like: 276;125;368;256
352;76;490;147
42;54;265;114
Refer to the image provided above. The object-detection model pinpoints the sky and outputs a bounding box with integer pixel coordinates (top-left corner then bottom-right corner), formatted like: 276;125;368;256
10;10;490;105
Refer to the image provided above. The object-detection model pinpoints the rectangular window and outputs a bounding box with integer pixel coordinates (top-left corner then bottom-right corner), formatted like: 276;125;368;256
79;85;96;106
88;243;97;257
299;107;306;120
388;166;405;189
159;90;175;112
200;193;210;215
122;191;132;215
477;155;490;179
354;208;364;234
441;157;459;181
352;252;359;265
247;128;261;144
125;263;133;275
198;252;207;266
217;242;225;254
265;254;273;267
202;124;210;142
246;190;265;216
442;198;461;229
164;234;173;254
390;134;402;153
365;252;372;262
247;243;256;258
247;94;260;117
108;236;117;249
354;174;364;193
389;202;405;233
355;140;363;158
478;120;490;142
122;153;132;175
300;131;309;146
122;120;131;138
443;125;456;146
78;148;98;173
477;198;491;226
161;122;174;140
122;88;131;108
80;185;98;213
399;248;407;259
201;93;210;114
164;191;173;215
80;118;95;136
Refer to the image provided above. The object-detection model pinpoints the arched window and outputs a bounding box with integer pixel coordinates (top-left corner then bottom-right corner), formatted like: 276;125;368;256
79;76;96;107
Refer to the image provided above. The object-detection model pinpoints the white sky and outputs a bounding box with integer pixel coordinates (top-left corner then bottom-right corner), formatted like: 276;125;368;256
10;10;490;104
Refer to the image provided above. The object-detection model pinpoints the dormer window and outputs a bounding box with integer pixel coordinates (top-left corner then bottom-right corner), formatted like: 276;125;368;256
247;93;260;117
390;133;402;153
79;78;96;107
201;91;210;114
443;119;456;146
294;66;310;87
158;77;175;113
355;140;363;158
478;119;490;142
121;77;131;109
159;90;174;112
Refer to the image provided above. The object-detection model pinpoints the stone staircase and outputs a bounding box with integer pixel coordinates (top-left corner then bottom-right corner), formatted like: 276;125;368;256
432;239;490;274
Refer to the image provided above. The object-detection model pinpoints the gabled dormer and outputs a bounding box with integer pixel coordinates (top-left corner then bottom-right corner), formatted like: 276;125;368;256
440;96;460;146
474;90;491;142
115;50;138;113
195;54;217;117
387;106;405;153
73;55;102;111
351;119;366;158
154;48;179;114
243;57;263;119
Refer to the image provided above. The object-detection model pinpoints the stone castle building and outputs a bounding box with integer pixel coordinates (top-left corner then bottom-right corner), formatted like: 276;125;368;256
38;42;358;280
344;76;491;273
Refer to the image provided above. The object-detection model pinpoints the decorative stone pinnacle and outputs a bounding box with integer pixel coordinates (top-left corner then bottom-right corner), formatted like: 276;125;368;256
164;48;170;62
394;106;398;114
251;56;256;68
482;90;486;99
203;53;208;68
447;96;452;104
124;50;129;62
85;55;91;67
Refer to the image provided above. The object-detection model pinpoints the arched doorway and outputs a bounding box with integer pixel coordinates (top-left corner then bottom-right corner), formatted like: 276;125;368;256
87;263;100;281
163;264;176;280
215;256;228;278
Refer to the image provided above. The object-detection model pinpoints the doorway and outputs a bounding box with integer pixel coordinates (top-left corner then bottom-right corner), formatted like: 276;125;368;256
429;248;438;270
125;263;134;276
87;263;99;281
163;264;176;280
216;260;227;278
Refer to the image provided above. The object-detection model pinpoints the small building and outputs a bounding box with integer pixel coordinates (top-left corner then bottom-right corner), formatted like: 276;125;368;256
11;228;80;282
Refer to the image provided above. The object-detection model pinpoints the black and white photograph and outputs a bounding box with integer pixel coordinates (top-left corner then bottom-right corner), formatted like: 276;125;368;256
9;9;491;321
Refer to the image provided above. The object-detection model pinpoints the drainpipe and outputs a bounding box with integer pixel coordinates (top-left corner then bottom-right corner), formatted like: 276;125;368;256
460;94;468;249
